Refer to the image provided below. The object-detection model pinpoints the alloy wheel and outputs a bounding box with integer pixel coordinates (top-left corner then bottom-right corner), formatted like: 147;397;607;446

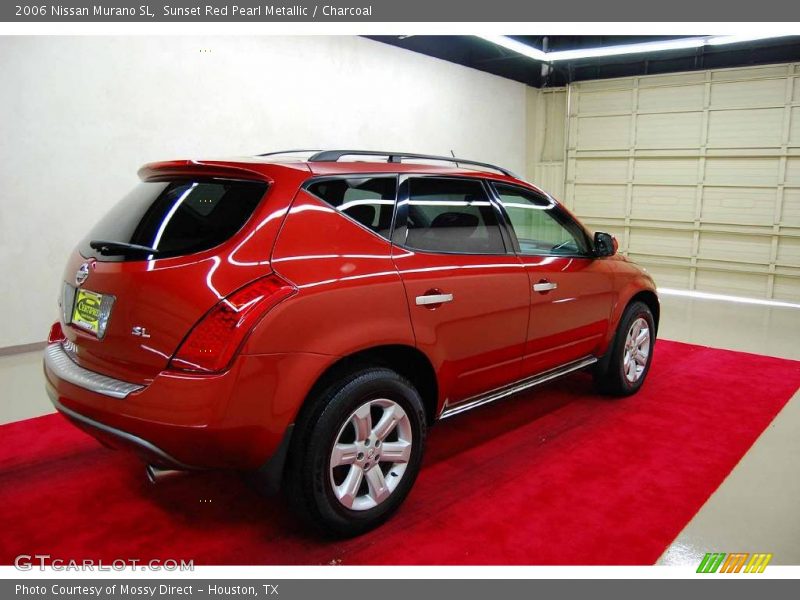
329;398;413;511
623;316;651;383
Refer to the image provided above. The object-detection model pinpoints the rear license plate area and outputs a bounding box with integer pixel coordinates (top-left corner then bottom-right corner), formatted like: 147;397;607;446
64;283;115;338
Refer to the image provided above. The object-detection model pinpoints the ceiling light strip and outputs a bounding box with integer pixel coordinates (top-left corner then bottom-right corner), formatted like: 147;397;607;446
477;34;795;63
477;34;548;61
545;37;706;61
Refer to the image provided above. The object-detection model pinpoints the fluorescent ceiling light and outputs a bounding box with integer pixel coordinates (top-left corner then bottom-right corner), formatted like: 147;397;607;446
477;34;794;63
546;37;705;61
705;34;792;46
476;35;547;61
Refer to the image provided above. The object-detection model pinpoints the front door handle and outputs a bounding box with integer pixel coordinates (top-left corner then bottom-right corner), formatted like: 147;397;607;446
533;281;558;293
415;293;454;306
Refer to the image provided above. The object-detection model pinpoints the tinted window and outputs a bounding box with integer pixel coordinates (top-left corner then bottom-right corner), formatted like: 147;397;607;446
403;178;505;254
80;179;266;261
306;177;396;239
493;183;589;256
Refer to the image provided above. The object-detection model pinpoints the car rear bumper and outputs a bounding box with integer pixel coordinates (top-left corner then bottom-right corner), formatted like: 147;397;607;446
43;342;331;473
46;386;198;469
44;343;144;399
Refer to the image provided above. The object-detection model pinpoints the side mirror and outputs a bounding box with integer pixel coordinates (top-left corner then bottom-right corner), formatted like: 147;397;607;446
594;231;617;257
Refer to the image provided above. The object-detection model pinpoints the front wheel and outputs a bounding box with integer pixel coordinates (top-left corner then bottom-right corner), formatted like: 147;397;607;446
285;367;426;537
594;301;655;396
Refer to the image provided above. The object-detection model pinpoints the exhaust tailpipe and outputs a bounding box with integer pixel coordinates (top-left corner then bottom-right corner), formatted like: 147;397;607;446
145;464;185;484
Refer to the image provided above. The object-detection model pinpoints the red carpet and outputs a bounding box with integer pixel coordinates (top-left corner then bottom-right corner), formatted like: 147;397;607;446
1;340;799;565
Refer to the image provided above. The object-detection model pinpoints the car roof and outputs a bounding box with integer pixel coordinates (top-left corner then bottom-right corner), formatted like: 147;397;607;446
250;154;534;183
254;149;519;176
138;154;547;196
303;160;516;179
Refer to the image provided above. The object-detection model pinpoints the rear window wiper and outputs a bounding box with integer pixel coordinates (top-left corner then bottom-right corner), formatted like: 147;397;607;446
89;240;161;256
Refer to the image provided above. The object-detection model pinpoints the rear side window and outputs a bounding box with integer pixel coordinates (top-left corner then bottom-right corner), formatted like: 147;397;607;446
403;177;505;254
306;177;396;239
79;179;266;261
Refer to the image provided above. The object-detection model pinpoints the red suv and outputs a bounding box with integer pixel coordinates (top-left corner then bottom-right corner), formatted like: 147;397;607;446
44;150;658;535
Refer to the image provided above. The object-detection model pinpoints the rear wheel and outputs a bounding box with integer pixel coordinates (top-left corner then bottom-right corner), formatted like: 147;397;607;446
285;367;426;537
594;301;655;396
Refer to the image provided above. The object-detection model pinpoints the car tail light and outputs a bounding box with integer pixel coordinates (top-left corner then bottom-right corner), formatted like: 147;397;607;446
168;274;297;374
48;321;66;344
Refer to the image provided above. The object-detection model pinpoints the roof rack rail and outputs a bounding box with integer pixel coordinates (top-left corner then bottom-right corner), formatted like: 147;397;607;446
257;149;322;157
306;150;518;178
257;149;517;177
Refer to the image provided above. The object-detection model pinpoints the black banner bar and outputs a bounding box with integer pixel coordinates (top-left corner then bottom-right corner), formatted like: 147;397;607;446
4;579;799;600
3;0;800;22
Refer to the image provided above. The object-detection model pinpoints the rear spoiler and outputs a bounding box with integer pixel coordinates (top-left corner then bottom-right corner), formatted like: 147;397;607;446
137;160;273;182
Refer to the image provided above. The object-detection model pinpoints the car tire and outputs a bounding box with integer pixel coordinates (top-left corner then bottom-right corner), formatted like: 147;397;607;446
285;367;427;537
594;301;655;396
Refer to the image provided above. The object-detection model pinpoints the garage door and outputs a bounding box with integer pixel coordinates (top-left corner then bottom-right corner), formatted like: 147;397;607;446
562;63;800;301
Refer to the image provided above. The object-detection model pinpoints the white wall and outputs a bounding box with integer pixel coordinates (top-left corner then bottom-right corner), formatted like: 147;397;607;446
0;36;526;348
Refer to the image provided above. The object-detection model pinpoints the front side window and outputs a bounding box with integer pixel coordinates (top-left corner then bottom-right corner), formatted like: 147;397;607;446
306;177;396;239
493;183;589;256
403;177;506;254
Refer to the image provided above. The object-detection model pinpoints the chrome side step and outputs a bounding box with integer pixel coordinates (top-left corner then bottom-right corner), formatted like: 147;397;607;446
146;464;187;484
438;356;597;420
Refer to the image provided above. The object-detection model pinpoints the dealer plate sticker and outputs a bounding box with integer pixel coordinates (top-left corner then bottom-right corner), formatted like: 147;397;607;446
71;289;105;335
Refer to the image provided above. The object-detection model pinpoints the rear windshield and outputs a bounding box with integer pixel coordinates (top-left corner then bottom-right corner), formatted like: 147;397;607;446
79;179;267;261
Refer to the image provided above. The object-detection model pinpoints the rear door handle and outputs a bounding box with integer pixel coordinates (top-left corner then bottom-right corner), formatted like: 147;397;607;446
533;281;558;293
415;293;454;306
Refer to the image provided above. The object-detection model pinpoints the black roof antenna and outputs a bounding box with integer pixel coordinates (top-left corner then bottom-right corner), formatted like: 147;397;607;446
450;149;461;169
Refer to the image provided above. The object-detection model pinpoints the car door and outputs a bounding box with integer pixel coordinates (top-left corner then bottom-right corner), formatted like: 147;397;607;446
490;182;616;376
390;176;530;407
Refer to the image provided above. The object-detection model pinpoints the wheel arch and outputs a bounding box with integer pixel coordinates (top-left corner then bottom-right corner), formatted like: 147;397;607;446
297;344;439;427
593;287;659;396
628;289;660;334
596;284;660;370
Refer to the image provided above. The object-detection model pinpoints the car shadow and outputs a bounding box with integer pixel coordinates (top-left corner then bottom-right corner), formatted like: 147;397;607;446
139;372;600;546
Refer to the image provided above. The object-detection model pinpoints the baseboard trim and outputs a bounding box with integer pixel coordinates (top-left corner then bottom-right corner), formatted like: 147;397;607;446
0;341;47;357
658;287;800;310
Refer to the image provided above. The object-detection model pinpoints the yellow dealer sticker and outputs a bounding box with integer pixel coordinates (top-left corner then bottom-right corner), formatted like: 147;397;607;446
71;289;104;335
